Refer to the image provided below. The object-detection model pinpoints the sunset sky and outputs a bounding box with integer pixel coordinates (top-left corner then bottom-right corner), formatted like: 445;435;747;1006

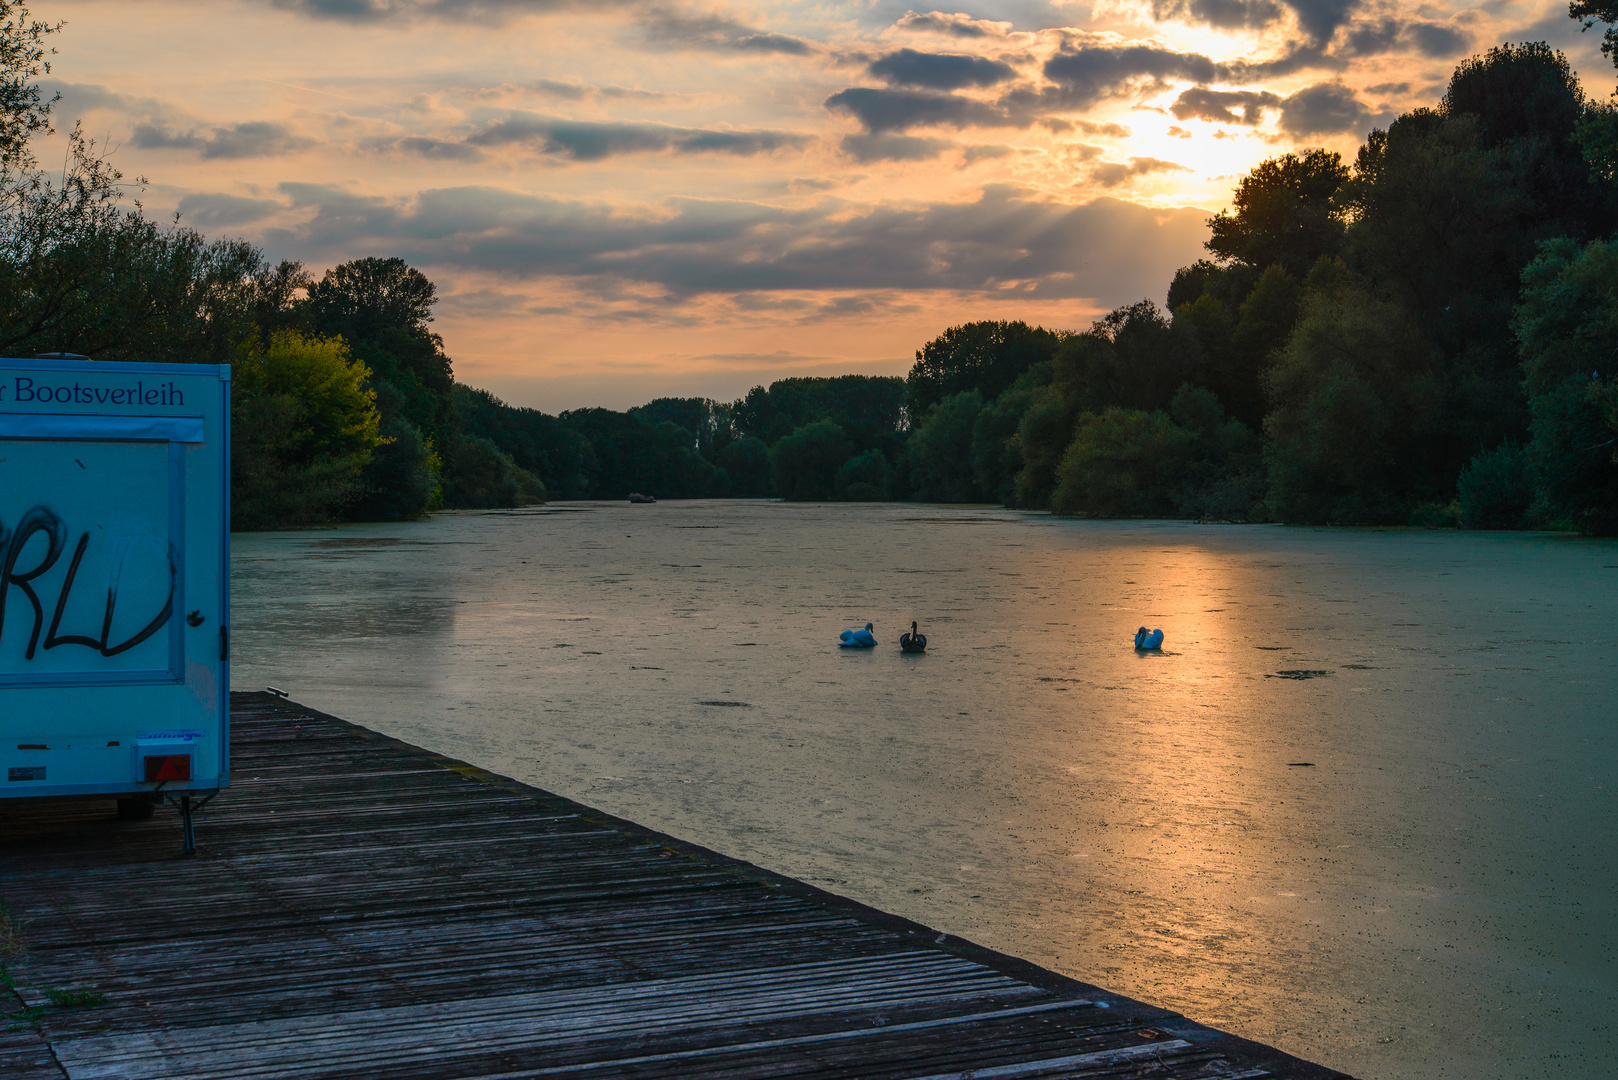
37;0;1618;411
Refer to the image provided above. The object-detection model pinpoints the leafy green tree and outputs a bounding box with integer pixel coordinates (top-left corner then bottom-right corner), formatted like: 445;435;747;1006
351;418;440;521
1263;282;1441;523
970;362;1051;504
718;435;772;496
442;435;545;509
835;449;893;501
237;331;380;454
905;321;1065;419
1165;386;1266;520
1571;0;1618;66
231;331;383;529
1051;409;1195;518
0;1;54;176
1046;387;1261;520
1344;113;1529;472
304;258;454;445
631;397;732;457
1005;302;1192;511
769;419;853;501
299;259;454;521
452;383;594;499
561;408;716;499
0;5;268;368
1054;301;1202;414
1167;259;1260;314
1578;103;1618;188
733;376;905;449
1225;266;1299;413
1444;43;1597;233
1012;387;1081;509
1457;443;1534;528
1514;237;1618;533
1205;150;1349;276
1343;45;1616;484
908;391;988;502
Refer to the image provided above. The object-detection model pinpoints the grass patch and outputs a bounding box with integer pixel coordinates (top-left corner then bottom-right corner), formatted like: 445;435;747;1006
3;1005;46;1029
45;988;106;1008
0;902;108;1024
0;900;21;989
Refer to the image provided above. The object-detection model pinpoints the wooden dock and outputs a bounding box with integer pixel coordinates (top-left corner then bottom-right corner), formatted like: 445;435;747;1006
1;692;1350;1080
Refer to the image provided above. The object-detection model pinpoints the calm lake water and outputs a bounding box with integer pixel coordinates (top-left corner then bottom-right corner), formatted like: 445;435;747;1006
232;502;1617;1080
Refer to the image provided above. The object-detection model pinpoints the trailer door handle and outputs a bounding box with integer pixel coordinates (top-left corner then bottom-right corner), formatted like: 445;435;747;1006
220;626;229;662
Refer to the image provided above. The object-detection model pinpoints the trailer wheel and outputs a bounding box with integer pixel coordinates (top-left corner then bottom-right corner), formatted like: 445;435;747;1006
116;798;156;821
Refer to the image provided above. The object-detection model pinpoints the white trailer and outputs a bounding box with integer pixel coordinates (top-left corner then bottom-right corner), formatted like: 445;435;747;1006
0;357;229;852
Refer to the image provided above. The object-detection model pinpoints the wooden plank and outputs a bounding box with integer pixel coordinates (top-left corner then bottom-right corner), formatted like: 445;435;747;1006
0;692;1353;1080
0;1023;66;1080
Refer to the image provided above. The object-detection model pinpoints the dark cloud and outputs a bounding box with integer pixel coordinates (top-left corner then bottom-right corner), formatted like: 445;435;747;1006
868;48;1017;90
825;87;1004;134
383;135;487;161
1171;86;1283;125
466;111;808;160
270;0;815;55
1278;81;1377;135
1150;0;1283;32
40;79;157;114
840;133;954;162
1365;81;1410;95
1339;17;1401;54
1406;21;1471;57
1089;157;1191;187
827;51;1160;137
474;79;677;104
1338;17;1468;58
1231;43;1336;80
961;144;1016;165
133;120;315;159
1286;0;1360;44
1149;0;1357;44
266;182;1212;305
275;183;402;246
267;0;599;23
638;8;815;55
893;11;1013;39
176;192;283;228
526;79;672;101
526;78;592;100
1034;43;1223;110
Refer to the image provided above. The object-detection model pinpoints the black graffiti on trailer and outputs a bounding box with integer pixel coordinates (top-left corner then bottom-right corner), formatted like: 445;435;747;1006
0;507;65;658
0;505;175;660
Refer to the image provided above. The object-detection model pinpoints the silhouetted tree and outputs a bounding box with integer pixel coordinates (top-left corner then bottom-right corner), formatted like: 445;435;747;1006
905;321;1065;419
1205;150;1349;276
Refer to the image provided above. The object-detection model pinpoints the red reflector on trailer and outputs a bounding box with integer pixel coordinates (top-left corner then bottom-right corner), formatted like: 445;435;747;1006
144;755;191;782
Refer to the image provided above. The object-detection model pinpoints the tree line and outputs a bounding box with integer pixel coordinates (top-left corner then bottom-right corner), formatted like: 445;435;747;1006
902;39;1618;534
3;1;1616;531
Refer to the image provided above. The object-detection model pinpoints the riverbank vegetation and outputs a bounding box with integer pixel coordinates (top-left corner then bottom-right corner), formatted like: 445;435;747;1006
2;1;1616;531
899;42;1618;533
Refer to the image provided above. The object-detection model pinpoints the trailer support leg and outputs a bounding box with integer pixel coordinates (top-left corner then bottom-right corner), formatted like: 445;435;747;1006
180;795;196;856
